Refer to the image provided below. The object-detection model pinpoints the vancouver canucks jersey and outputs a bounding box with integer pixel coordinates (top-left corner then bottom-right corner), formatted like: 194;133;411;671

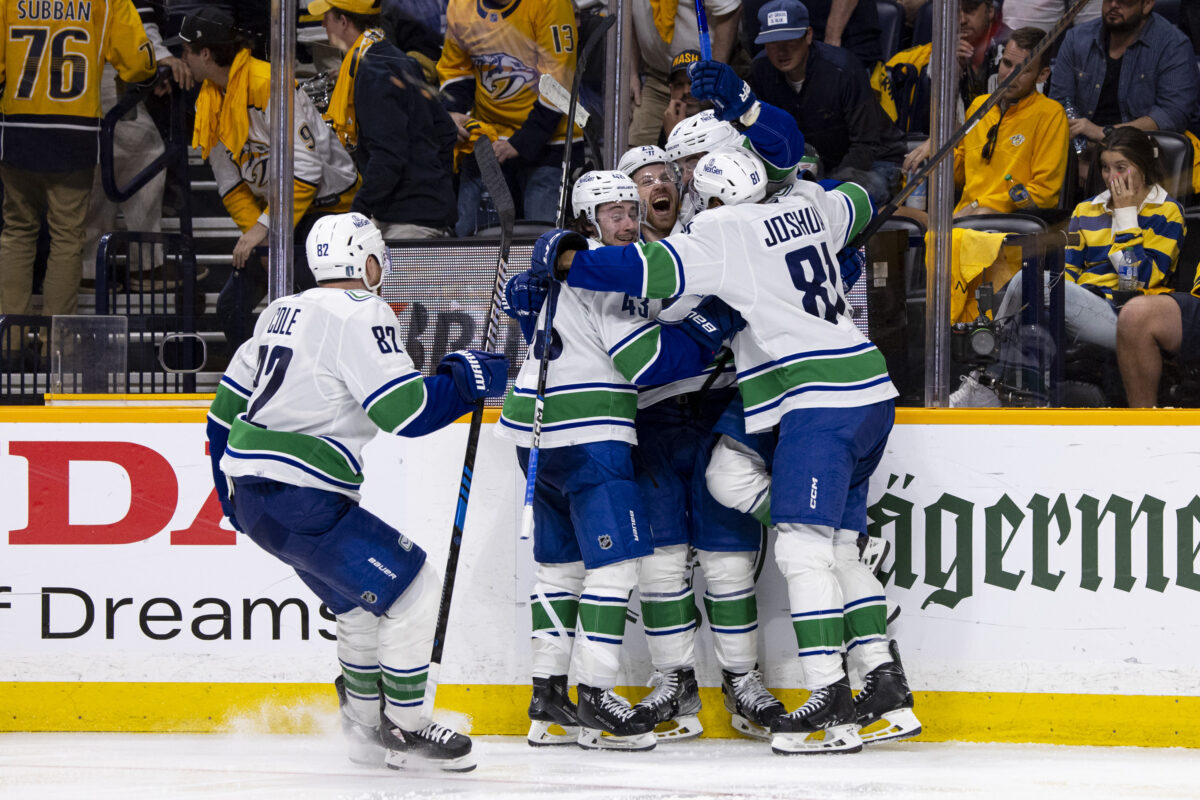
438;0;578;144
209;288;465;500
0;0;156;172
566;180;897;432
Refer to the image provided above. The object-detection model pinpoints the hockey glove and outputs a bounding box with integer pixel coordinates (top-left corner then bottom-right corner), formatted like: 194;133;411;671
500;271;549;344
438;349;510;402
688;60;756;122
681;295;746;357
838;245;865;293
530;229;589;281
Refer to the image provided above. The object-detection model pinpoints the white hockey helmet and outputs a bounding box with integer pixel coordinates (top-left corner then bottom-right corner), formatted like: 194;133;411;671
664;110;741;163
617;144;680;185
693;147;768;207
305;212;390;291
571;170;641;231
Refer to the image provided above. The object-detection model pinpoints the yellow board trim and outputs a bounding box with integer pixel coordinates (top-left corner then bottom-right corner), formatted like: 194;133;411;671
4;404;1200;426
0;406;505;424
1;683;1195;747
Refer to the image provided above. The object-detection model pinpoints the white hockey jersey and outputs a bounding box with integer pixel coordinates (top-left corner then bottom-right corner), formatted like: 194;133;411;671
209;289;439;500
564;180;897;433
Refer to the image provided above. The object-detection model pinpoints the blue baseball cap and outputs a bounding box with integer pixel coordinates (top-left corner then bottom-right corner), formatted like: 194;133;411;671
755;0;811;45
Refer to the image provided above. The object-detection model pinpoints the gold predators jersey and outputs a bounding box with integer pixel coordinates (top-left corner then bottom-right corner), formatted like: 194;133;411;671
438;0;579;143
0;0;156;172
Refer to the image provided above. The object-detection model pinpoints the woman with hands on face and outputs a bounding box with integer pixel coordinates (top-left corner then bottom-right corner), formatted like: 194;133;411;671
995;127;1185;353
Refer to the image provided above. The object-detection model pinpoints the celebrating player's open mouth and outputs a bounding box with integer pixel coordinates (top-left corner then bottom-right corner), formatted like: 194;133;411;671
646;188;677;229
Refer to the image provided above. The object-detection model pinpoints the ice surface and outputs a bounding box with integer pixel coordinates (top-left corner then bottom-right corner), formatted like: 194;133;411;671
1;731;1197;800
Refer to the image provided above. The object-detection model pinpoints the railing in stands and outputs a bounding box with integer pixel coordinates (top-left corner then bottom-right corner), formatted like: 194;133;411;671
95;231;201;394
0;315;52;404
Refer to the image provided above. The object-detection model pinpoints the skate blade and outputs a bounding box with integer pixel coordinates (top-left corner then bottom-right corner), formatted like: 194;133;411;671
771;723;863;755
385;750;477;773
653;714;703;741
576;727;657;751
528;720;581;747
859;708;922;745
730;714;772;742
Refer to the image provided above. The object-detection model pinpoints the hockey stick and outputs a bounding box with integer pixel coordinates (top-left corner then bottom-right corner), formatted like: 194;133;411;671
520;12;618;542
694;0;712;61
851;0;1090;247
423;136;515;716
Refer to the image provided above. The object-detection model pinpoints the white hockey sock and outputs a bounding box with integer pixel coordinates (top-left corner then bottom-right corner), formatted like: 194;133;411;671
774;523;845;690
377;562;440;731
832;529;891;675
574;559;638;689
696;549;759;673
706;435;773;526
638;544;698;671
530;560;585;679
336;607;381;727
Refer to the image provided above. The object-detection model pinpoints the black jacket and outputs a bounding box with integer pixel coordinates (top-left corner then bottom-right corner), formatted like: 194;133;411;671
750;43;905;174
351;40;457;229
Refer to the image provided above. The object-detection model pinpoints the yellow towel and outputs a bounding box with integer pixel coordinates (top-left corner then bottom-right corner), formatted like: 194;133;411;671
453;116;501;171
326;28;386;151
927;228;1019;323
650;0;679;44
192;49;270;161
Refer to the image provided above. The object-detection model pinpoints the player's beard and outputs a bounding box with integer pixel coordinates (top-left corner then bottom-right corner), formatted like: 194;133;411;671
645;188;678;233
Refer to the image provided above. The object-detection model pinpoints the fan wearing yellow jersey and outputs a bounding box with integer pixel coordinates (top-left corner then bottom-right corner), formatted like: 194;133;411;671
0;0;156;321
437;0;581;233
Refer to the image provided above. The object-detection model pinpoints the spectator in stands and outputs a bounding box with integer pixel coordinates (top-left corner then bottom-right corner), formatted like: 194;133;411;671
312;0;457;239
1117;278;1200;407
663;50;705;143
742;0;883;69
82;2;194;293
628;0;741;148
173;8;359;351
903;27;1067;217
0;0;156;325
954;127;1184;406
748;0;906;204
870;0;1009;134
1049;0;1198;151
439;0;581;231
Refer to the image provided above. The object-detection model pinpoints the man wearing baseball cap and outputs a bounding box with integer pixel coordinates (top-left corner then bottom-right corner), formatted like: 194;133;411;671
309;0;457;238
747;0;905;204
174;6;360;352
662;49;705;142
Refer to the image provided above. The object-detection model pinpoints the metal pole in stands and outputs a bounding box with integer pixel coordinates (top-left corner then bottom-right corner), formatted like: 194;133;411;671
605;0;631;169
268;0;296;302
925;0;959;407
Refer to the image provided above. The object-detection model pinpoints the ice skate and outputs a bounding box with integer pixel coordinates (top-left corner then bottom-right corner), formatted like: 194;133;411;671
528;674;581;746
334;675;385;766
634;667;703;741
770;677;863;755
855;643;922;745
380;715;476;772
721;667;786;741
575;684;657;751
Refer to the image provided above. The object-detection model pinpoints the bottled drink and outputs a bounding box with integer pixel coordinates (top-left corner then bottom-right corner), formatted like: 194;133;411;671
904;173;927;210
1112;247;1140;291
1005;174;1035;209
1061;100;1089;155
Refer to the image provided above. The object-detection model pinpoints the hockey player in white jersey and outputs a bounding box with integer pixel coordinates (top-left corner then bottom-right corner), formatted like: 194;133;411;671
617;145;683;242
497;171;744;751
529;135;920;754
206;213;509;772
